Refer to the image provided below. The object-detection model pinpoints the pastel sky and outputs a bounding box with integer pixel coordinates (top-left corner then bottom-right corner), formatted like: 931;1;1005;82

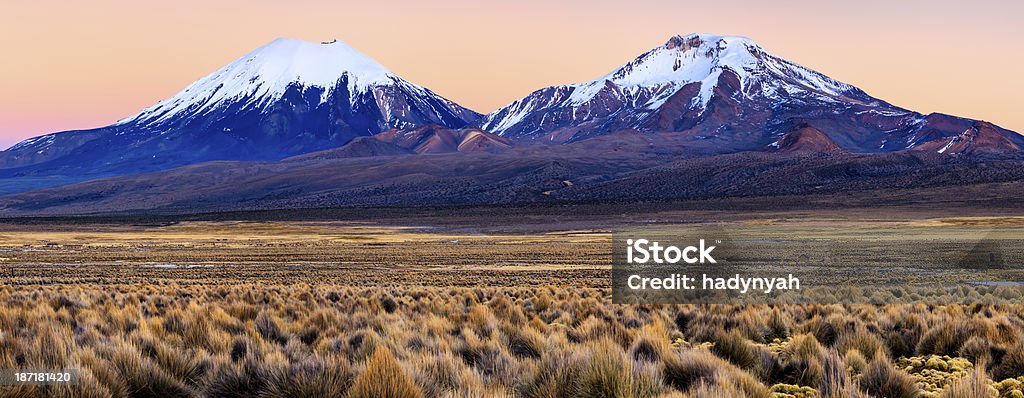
1;0;1022;149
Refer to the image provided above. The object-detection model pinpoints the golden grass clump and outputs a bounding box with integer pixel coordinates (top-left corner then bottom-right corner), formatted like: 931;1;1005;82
939;365;998;398
348;347;423;398
859;352;922;398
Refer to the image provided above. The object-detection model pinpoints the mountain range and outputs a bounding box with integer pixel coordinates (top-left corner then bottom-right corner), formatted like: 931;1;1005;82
1;34;1022;215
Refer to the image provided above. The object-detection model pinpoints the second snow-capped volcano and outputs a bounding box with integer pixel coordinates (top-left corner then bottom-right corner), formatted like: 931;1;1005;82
483;33;868;140
0;38;480;178
482;33;1023;154
484;34;863;133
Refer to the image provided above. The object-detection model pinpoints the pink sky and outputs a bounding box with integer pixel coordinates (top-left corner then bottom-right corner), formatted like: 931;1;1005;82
1;0;1022;149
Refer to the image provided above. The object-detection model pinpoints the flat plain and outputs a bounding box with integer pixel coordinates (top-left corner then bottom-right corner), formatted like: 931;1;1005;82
1;210;1023;397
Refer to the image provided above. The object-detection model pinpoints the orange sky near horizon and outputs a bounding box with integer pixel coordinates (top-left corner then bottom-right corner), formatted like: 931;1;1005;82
1;0;1022;149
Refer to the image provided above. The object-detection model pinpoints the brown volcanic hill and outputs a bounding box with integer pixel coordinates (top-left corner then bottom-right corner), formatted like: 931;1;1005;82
286;136;413;161
769;125;847;154
455;129;515;153
374;125;512;154
912;121;1023;156
285;125;512;161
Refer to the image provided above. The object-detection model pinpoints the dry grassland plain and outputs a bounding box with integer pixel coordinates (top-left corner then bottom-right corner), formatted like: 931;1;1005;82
0;213;1023;397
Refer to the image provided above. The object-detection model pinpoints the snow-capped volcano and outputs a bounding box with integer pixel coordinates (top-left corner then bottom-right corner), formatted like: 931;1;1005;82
116;37;480;135
121;38;398;126
482;33;1023;154
482;34;874;136
0;38;480;180
554;33;861;117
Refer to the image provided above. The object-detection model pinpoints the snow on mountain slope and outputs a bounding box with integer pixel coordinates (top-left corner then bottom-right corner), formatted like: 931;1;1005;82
121;38;397;126
483;34;877;136
117;38;477;130
564;34;860;109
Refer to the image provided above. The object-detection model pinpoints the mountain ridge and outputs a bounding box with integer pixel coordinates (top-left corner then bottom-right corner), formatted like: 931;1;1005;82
0;33;1022;211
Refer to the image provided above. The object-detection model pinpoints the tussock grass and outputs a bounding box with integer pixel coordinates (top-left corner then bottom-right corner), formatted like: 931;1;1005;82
348;347;423;398
860;353;921;398
940;365;998;398
663;349;769;398
0;284;1021;396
